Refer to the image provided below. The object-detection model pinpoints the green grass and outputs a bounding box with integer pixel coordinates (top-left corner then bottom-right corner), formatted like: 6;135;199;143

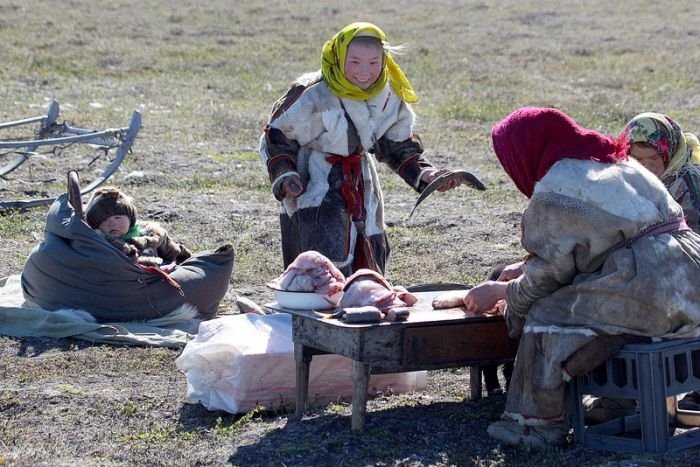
55;384;84;396
214;405;265;437
210;151;260;164
326;402;349;413
437;99;513;123
120;424;197;444
0;211;34;237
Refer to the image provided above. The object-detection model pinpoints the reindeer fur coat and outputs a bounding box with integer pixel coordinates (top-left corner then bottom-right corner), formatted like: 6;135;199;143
259;72;435;274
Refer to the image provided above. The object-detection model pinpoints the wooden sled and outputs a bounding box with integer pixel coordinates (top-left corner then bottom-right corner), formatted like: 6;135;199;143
0;100;141;211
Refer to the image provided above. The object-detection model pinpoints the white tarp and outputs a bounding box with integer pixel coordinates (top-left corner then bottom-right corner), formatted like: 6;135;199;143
176;313;427;413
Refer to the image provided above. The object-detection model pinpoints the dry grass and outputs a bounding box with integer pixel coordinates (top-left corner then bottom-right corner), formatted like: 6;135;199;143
2;0;700;465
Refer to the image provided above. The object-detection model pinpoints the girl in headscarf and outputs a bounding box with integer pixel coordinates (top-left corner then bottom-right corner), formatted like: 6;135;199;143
259;22;465;276
460;107;700;449
624;112;700;232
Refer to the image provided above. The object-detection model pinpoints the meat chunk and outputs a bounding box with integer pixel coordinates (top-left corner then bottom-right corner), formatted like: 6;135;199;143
267;251;346;304
431;290;468;309
342;306;385;323
340;269;417;322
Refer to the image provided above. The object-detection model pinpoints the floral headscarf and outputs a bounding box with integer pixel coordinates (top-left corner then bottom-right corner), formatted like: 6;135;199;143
624;112;700;179
491;107;628;198
321;22;418;103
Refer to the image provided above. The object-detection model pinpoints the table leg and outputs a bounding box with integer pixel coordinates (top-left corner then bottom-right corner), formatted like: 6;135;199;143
294;342;312;419
469;365;482;400
351;360;371;432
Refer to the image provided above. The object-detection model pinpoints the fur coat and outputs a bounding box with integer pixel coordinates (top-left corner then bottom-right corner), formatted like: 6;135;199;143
104;221;192;267
666;170;700;233
502;158;700;424
259;72;434;274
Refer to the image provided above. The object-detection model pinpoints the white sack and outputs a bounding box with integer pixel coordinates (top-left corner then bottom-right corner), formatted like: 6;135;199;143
175;313;426;413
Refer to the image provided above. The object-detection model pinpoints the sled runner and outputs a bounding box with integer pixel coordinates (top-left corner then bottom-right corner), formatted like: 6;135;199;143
0;100;141;211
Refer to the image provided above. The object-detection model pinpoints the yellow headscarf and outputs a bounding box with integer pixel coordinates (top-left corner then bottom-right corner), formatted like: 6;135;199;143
321;22;418;104
667;133;700;179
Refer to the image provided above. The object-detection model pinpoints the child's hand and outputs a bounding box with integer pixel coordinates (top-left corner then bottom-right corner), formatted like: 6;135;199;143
122;242;139;259
463;281;507;313
282;175;304;198
129;235;160;249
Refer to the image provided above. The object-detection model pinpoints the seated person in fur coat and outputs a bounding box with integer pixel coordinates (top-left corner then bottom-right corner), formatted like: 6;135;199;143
85;186;191;268
459;107;700;450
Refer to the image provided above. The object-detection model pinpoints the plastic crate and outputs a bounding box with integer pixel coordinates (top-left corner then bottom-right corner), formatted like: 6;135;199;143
569;337;700;453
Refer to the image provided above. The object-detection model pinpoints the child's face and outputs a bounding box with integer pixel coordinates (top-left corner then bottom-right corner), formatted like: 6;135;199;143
97;214;131;237
344;41;383;90
629;142;665;178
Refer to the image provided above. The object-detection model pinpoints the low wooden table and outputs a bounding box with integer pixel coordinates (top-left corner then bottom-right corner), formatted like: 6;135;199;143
265;290;518;431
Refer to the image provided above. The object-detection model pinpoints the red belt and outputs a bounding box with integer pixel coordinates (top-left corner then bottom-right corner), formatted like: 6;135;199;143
326;153;365;221
138;264;184;296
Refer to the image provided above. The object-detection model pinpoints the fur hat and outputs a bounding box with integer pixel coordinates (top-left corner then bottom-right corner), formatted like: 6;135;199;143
85;186;137;229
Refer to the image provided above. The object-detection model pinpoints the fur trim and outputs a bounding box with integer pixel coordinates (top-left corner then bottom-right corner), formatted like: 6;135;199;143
144;303;199;325
502;410;566;426
534;158;679;222
296;71;323;86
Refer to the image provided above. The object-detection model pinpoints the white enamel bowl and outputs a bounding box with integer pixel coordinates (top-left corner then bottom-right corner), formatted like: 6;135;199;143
269;288;338;310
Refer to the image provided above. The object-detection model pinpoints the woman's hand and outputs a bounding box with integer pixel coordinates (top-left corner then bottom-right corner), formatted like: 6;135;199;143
421;168;462;192
281;175;304;198
464;280;508;314
484;299;507;317
497;261;524;281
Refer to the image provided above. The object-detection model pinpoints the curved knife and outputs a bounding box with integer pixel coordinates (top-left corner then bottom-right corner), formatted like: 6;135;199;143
408;169;486;220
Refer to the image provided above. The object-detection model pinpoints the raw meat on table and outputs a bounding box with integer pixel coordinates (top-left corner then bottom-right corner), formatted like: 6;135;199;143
267;251;346;304
431;290;468;309
340;269;417;322
432;289;506;317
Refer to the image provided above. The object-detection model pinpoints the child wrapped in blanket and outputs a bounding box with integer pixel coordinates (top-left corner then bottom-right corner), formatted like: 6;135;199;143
85;186;192;268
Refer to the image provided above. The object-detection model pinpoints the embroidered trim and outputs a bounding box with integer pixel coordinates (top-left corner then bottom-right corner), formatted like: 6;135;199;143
395;154;421;179
622;217;690;249
267;154;294;172
138;264;184;295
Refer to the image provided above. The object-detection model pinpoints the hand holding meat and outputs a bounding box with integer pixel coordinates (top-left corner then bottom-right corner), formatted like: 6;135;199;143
431;288;506;316
484;299;506;317
464;281;507;313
